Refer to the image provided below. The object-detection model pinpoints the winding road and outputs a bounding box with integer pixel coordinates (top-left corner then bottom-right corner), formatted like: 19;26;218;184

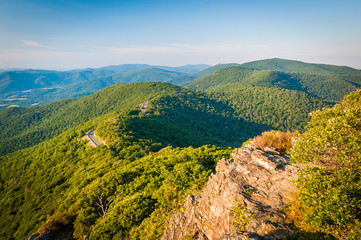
87;129;100;147
140;101;149;114
86;101;149;147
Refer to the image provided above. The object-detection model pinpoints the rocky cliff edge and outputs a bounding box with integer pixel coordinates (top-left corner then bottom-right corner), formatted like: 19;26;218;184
162;144;298;240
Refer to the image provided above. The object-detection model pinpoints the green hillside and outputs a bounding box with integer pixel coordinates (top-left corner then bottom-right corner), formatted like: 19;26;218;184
0;110;232;240
0;82;184;155
0;82;355;240
0;83;277;239
0;82;335;240
208;84;331;130
167;63;239;86
187;66;360;102
1;59;359;240
241;58;361;76
1;79;330;156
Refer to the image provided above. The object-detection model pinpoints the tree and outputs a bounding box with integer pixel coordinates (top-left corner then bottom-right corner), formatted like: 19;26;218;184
291;89;361;239
95;196;113;218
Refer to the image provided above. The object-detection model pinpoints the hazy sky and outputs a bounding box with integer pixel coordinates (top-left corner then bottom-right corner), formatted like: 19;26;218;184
1;0;361;70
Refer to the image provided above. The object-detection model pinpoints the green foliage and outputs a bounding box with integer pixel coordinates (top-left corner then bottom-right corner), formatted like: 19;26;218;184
291;89;361;239
232;201;253;231
1;60;360;240
186;66;256;91
0;82;185;155
0;80;332;156
1;82;283;155
0;106;232;240
141;91;270;147
186;65;361;102
209;84;330;131
241;58;361;76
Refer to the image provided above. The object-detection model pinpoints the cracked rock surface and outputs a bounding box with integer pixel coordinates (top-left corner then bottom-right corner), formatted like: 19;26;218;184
162;144;298;240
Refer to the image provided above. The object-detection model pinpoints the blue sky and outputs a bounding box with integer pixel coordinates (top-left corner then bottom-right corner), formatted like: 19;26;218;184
0;0;360;69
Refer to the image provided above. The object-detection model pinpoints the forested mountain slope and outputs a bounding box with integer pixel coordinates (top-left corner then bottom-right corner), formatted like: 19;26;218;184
0;109;233;240
0;79;330;156
241;58;361;76
0;59;360;240
0;82;275;239
208;84;331;130
166;63;239;86
0;82;184;155
187;66;360;102
0;87;358;240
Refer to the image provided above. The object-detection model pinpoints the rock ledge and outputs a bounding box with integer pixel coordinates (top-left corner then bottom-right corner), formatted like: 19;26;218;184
162;145;298;240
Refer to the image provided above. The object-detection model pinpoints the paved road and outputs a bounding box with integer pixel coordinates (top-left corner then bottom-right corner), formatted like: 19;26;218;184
88;129;100;147
140;101;149;114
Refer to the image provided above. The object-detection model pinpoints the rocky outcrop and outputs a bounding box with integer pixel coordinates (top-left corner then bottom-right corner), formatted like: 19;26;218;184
162;145;298;240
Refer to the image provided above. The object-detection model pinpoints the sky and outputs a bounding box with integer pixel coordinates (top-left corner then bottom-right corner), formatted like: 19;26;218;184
0;0;361;70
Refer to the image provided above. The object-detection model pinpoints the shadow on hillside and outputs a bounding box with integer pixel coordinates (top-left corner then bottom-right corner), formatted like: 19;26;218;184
127;95;272;149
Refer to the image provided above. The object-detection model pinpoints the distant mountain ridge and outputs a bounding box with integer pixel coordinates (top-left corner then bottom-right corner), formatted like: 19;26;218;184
186;61;361;102
241;58;361;76
0;64;210;108
1;58;360;109
153;64;210;74
0;64;210;94
167;63;240;86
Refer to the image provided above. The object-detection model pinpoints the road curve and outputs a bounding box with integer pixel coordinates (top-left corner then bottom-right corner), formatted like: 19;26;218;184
140;101;149;114
88;129;100;147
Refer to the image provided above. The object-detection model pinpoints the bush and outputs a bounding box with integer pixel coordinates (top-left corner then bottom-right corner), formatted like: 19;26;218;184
232;201;253;231
290;89;361;239
252;130;299;154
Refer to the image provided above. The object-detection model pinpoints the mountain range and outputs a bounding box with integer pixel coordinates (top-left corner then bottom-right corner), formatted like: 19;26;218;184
0;58;360;240
0;64;210;108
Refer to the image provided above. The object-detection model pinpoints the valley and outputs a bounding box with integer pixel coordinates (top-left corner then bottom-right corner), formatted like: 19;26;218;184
0;58;360;240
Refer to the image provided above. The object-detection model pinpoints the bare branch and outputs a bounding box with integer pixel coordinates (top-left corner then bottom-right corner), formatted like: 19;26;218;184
95;195;113;218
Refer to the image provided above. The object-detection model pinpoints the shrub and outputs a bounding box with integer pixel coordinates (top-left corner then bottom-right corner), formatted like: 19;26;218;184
231;201;253;231
290;89;361;239
252;130;299;154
